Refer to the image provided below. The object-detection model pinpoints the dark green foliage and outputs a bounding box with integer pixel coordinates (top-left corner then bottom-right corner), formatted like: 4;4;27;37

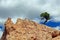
40;12;50;24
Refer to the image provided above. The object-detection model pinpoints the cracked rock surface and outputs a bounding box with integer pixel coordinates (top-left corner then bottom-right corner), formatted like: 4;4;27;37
1;18;60;40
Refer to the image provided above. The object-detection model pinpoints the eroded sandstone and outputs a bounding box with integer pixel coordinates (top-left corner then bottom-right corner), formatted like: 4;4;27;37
1;18;60;40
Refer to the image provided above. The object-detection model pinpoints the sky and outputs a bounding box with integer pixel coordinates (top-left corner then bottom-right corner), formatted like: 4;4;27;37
0;0;60;38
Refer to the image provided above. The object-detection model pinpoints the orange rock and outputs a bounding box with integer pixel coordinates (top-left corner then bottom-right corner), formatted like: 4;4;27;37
1;18;60;40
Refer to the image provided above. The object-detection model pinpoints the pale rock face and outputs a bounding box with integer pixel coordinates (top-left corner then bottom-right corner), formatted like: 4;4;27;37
1;18;60;40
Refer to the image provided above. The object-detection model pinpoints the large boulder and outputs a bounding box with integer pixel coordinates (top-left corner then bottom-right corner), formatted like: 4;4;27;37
1;18;60;40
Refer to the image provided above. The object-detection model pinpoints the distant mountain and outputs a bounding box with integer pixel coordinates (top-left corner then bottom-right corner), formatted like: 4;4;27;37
46;21;60;27
0;26;3;31
0;25;4;31
0;26;2;29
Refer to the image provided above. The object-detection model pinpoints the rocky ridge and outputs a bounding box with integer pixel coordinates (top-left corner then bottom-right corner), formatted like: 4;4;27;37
1;18;60;40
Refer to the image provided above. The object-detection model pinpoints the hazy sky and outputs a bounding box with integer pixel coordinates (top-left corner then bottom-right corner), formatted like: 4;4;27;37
0;0;60;24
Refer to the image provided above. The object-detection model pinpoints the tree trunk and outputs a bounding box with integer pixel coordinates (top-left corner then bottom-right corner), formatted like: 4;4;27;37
43;19;47;24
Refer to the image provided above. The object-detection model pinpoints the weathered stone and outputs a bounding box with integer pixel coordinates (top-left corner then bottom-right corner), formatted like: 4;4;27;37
1;18;60;40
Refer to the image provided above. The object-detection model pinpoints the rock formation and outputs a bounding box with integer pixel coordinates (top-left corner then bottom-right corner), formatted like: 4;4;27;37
1;18;60;40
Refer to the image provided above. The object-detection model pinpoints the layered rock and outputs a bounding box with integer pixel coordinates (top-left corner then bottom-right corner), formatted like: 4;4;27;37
1;18;60;40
